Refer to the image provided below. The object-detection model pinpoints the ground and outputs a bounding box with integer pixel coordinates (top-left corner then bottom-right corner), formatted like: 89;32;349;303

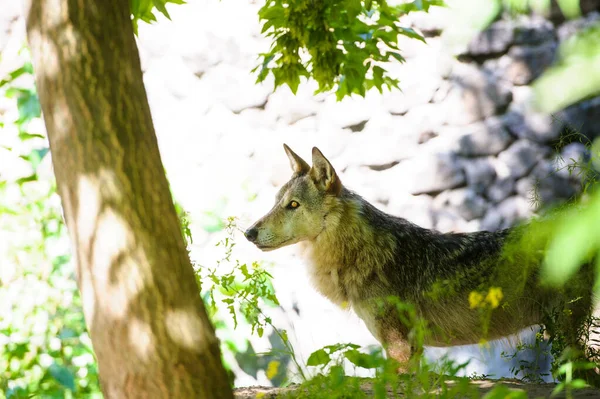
233;378;600;398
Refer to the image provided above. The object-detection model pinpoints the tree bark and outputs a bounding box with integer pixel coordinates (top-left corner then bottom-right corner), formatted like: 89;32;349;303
23;1;234;398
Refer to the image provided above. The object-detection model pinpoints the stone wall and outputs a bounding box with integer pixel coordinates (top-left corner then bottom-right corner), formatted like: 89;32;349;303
1;0;600;388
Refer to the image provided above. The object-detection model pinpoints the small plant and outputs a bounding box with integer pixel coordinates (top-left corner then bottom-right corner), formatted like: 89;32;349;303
176;212;308;384
500;328;551;383
551;347;595;399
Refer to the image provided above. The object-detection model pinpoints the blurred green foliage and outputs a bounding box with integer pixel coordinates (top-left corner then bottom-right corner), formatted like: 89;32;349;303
0;52;101;397
534;23;600;113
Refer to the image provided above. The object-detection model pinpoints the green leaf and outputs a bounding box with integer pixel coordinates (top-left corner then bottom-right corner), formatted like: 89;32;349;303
15;89;41;124
20;147;49;170
557;0;581;19
344;349;379;369
570;378;589;389
398;27;426;43
0;63;34;88
306;348;331;367
16;174;38;185
5;386;29;399
390;51;406;63
199;211;225;233
48;363;76;391
18;132;46;140
482;384;527;399
10;343;29;360
326;343;360;352
152;0;171;19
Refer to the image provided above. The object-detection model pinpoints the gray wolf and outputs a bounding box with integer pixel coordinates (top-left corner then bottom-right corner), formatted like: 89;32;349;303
245;144;597;379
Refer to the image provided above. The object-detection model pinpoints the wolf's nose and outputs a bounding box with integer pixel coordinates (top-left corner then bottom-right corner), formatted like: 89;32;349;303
244;227;258;242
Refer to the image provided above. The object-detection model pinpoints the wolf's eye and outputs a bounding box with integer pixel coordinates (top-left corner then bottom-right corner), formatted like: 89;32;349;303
287;200;300;210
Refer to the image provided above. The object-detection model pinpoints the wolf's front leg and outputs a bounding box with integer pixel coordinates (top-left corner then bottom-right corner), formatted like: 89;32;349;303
381;328;414;373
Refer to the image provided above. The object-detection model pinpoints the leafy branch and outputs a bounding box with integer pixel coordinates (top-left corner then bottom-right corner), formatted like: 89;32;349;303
255;0;443;99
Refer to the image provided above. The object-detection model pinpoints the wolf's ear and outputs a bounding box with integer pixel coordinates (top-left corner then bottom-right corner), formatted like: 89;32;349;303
310;147;342;195
283;144;310;175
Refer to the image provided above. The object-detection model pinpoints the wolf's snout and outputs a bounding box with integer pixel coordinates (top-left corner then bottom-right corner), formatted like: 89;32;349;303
244;227;259;242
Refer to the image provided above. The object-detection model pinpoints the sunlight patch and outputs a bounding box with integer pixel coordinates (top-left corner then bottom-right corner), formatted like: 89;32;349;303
165;308;204;350
76;172;143;322
128;318;155;361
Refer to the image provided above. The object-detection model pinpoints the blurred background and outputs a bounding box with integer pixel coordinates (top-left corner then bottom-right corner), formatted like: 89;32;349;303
1;0;600;395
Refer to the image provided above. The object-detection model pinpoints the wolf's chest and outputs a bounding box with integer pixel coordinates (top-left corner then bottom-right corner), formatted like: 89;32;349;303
307;264;349;306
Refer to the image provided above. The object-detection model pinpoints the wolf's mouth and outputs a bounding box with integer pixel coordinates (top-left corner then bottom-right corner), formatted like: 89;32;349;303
254;238;293;251
256;244;277;252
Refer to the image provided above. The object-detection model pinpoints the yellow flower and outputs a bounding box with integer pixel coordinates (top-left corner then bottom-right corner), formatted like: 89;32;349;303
256;393;266;399
266;360;280;380
340;301;350;310
469;291;484;309
485;287;503;309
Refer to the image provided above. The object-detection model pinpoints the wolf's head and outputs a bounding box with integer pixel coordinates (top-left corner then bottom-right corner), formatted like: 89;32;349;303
245;144;342;251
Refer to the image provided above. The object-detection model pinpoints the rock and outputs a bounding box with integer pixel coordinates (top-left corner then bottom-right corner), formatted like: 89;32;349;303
387;194;435;229
401;6;451;36
341;131;418;168
0;17;28;82
516;175;576;208
496;140;549;180
456;117;515;156
486;177;515;203
433;188;488;221
434;210;471;233
497;41;557;85
513;16;555;45
556;142;590;177
378;152;465;196
363;113;416;137
0;2;21;54
501;107;563;144
557;11;600;41
432;80;452;103
317;92;382;128
515;176;542;207
403;153;466;195
560;96;600;140
460;157;497;194
517;158;579;207
466;20;514;56
265;83;321;125
481;196;531;231
381;55;443;114
239;108;278;130
443;62;513;125
199;65;272;113
404;103;448;137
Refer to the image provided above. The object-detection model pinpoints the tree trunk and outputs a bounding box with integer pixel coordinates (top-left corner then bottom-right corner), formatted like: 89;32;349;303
23;1;234;398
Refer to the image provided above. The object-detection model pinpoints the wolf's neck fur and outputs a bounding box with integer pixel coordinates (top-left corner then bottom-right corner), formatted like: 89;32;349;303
300;189;400;304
